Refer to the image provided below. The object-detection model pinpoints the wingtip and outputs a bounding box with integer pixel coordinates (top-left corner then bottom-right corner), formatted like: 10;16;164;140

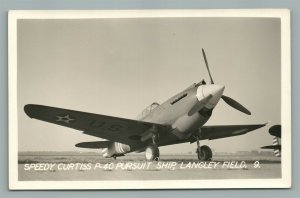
24;104;35;118
74;143;82;148
264;121;271;126
24;104;31;117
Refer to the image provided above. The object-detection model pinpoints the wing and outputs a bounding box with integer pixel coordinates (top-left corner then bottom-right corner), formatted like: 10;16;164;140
199;124;267;140
24;104;170;145
157;124;267;147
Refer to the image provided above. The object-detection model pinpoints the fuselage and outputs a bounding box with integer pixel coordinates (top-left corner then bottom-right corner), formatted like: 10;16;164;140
138;81;225;145
102;81;226;157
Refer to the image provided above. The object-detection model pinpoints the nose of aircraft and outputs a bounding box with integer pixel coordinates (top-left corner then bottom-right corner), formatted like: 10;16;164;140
197;84;225;109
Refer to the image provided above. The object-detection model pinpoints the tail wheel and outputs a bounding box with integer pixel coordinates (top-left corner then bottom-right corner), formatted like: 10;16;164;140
145;144;160;161
197;145;212;161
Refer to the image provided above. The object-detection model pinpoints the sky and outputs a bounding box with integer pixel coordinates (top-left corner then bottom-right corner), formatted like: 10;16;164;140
17;17;281;154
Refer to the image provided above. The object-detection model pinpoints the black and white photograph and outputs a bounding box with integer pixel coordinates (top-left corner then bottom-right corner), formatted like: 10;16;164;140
8;10;291;189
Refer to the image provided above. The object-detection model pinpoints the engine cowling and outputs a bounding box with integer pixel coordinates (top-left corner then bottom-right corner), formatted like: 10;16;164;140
171;113;209;139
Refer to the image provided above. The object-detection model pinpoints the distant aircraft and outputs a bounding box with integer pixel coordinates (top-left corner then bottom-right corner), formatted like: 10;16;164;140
261;125;281;157
24;49;266;161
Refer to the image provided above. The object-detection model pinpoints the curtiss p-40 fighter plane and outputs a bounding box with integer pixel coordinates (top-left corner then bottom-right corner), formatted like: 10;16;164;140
24;49;266;161
261;125;281;157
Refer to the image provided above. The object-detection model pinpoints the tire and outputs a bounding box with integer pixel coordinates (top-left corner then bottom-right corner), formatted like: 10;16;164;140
145;145;160;161
197;145;212;161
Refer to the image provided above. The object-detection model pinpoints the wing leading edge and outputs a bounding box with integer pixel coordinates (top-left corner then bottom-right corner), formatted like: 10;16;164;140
152;124;267;147
24;104;170;145
199;124;267;140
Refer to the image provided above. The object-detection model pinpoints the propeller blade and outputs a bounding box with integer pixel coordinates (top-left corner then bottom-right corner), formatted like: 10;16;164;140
202;48;214;84
221;95;251;115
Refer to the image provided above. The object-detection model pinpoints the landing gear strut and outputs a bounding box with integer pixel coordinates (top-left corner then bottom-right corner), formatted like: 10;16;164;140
145;131;160;161
196;135;212;161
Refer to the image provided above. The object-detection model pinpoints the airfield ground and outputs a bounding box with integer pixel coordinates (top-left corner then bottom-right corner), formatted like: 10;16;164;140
18;152;281;181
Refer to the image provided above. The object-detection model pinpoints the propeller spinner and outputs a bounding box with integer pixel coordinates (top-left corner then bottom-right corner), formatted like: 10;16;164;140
201;48;251;115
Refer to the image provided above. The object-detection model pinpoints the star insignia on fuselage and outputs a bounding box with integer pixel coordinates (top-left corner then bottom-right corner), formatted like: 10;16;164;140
56;114;76;124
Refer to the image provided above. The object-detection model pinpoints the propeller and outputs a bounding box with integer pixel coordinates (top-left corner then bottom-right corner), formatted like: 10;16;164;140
201;48;251;115
202;49;214;84
221;95;251;115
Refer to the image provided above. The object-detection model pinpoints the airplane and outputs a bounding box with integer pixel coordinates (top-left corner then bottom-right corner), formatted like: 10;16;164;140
261;125;281;157
24;49;266;161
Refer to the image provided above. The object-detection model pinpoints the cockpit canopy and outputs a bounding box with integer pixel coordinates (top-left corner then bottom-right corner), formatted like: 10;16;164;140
137;102;160;120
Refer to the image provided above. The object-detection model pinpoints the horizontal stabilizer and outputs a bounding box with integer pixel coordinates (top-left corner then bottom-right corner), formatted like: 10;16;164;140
75;141;111;149
261;145;281;150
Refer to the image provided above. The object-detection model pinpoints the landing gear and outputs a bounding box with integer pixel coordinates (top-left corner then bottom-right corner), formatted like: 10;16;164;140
145;144;160;161
196;135;212;161
145;129;160;161
197;145;212;161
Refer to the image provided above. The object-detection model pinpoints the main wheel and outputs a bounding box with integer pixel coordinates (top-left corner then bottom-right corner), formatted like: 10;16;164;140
197;145;212;161
145;144;160;161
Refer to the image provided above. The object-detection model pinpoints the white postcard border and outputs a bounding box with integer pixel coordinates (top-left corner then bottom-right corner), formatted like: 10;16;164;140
8;9;291;190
